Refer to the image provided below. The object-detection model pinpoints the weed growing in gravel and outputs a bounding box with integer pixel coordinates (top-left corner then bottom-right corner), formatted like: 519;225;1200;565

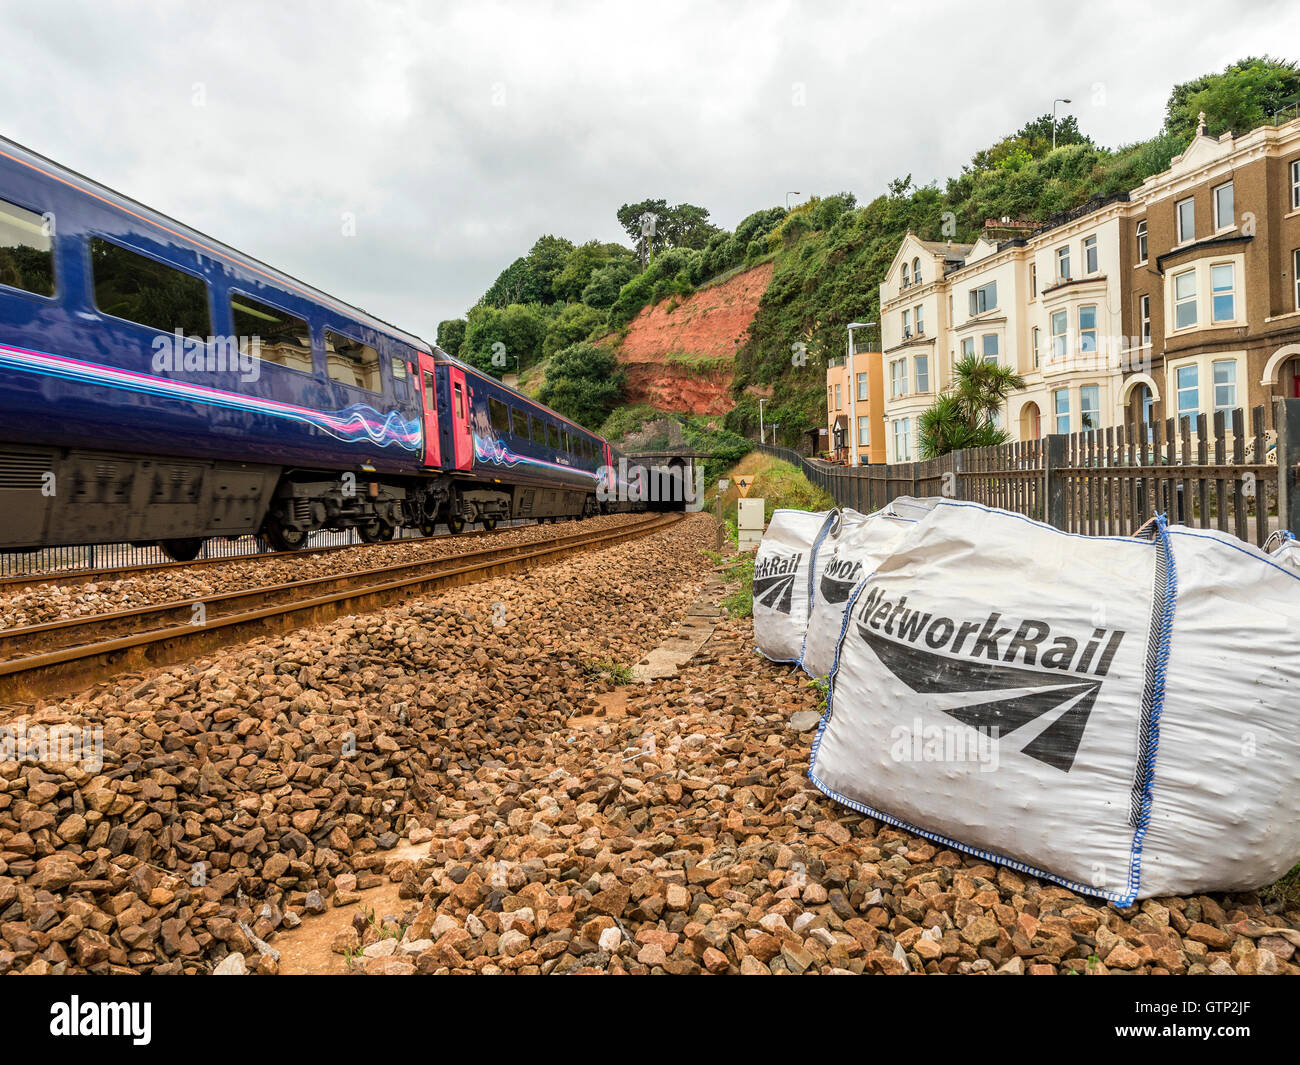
718;553;754;617
1262;861;1300;908
805;675;828;711
585;657;634;684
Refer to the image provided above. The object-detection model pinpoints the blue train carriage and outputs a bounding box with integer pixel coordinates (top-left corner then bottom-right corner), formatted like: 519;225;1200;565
439;355;615;530
0;133;442;558
0;133;629;558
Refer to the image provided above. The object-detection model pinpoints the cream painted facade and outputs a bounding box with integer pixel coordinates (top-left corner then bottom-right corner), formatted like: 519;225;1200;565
880;213;1129;458
878;235;969;461
1021;205;1128;440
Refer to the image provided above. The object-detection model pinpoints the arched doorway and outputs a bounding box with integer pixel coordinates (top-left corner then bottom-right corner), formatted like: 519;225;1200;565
1019;401;1042;439
1120;373;1160;440
1261;343;1300;398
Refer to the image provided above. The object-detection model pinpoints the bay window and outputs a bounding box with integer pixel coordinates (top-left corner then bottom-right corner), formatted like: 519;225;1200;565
1211;263;1235;322
1079;305;1097;352
1176;363;1199;418
1173;269;1197;329
1080;384;1100;431
1050;310;1067;359
1053;388;1070;434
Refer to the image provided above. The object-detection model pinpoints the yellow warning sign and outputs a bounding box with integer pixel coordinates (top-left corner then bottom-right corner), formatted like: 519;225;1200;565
736;476;755;497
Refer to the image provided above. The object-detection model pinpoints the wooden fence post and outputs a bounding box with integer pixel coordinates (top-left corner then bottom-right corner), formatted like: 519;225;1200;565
1043;434;1067;530
1276;398;1300;537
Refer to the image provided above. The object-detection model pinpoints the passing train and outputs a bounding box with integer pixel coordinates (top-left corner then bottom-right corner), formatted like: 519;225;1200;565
0;135;637;560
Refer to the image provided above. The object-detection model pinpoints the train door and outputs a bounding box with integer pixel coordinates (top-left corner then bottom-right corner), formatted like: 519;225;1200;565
417;353;442;468
447;365;473;470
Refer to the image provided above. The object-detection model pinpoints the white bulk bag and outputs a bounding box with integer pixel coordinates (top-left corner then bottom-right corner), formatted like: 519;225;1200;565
796;507;870;669
801;511;918;679
810;501;1300;905
882;496;943;521
1267;530;1299;572
1136;522;1300;898
753;508;833;663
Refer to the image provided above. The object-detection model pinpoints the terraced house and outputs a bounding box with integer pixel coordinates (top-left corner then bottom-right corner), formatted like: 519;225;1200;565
1120;113;1300;435
880;112;1300;460
878;235;972;461
880;208;1128;458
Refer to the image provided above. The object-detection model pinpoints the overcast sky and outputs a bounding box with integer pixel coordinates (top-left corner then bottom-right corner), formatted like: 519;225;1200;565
4;0;1297;339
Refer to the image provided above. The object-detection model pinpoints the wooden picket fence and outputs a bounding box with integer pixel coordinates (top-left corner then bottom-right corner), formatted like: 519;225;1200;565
761;398;1300;548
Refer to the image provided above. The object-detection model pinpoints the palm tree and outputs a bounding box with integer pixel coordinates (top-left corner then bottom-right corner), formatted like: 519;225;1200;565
918;354;1026;458
951;354;1026;426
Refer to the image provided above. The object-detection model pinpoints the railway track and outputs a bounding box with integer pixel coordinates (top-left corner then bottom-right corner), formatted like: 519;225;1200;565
0;523;520;593
0;512;684;704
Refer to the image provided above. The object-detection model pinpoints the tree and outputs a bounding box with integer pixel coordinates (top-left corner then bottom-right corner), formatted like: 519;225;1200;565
581;261;635;308
537;341;626;428
542;302;606;357
480;257;545;308
1164;57;1300;141
436;318;467;356
552;241;635;302
524;234;574;299
918;355;1026;458
664;203;721;249
615;199;720;258
460;303;548;377
968;114;1093;173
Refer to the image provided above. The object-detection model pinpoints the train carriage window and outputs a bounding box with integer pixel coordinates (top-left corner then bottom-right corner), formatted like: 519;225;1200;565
230;294;312;373
529;414;544;442
489;396;511;433
91;237;210;335
562;430;572;455
509;406;527;437
546;422;560;450
324;329;381;392
0;199;55;296
390;356;407;382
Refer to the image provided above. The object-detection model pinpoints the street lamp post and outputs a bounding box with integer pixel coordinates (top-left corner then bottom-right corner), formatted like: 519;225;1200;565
758;397;767;446
786;191;801;209
845;321;875;467
1052;97;1072;150
769;422;780;447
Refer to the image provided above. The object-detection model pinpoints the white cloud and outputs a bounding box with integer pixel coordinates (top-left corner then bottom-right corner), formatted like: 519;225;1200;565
2;0;1295;341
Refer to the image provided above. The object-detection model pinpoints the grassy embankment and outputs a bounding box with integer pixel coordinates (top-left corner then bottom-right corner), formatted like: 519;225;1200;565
708;452;834;618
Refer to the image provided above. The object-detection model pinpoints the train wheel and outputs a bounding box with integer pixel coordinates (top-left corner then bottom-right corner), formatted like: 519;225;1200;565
263;517;307;552
481;517;498;532
447;516;465;535
359;520;396;543
159;537;204;562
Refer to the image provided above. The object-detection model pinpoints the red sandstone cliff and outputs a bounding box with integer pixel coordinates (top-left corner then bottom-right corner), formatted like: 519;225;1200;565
611;261;773;416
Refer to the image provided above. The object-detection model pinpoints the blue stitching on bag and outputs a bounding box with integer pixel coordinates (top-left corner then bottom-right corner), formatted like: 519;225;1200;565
1123;513;1177;905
